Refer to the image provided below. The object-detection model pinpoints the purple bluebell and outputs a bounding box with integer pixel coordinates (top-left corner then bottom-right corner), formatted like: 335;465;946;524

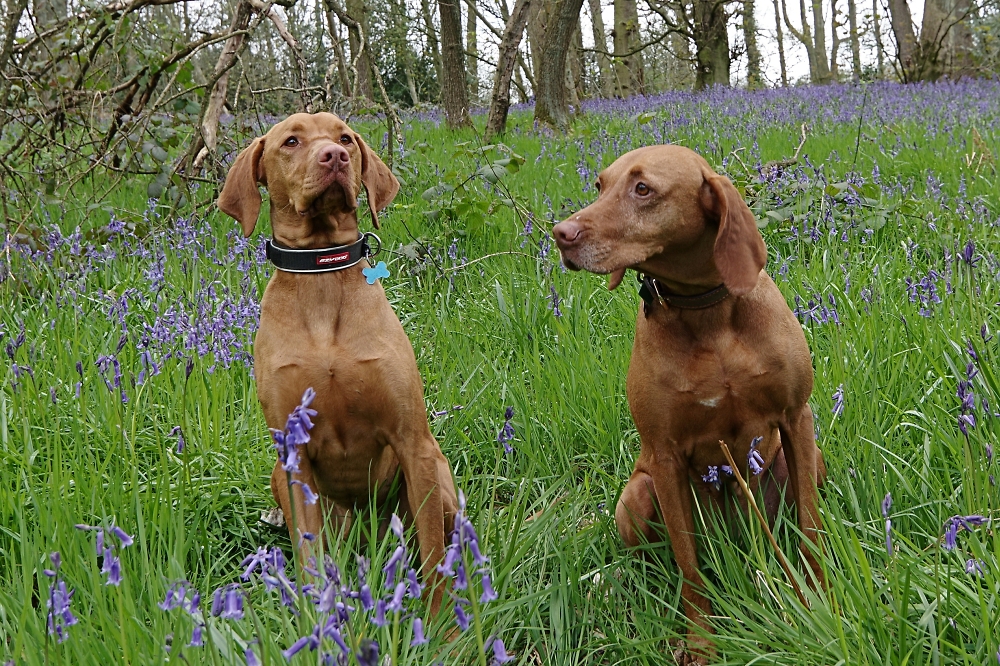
283;635;316;661
943;515;987;550
212;584;244;620
245;645;261;666
189;624;204;647
110;525;133;547
497;406;515;454
748;436;765;476
411;617;428;646
359;583;375;611
549;284;563;318
454;561;468;590
371;599;387;627
103;553;122;586
489;637;513;664
701;466;720;490
965;558;984;577
383;545;406;588
356;639;379;666
46;575;78;643
387;582;407;612
291;479;319;505
406;568;422;598
273;388;318;474
480;571;499;603
454;602;471;631
240;547;271;580
832;384;844;416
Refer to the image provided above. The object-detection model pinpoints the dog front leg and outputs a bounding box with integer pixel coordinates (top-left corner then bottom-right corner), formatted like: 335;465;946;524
780;404;824;587
395;443;450;614
270;458;324;565
650;460;714;665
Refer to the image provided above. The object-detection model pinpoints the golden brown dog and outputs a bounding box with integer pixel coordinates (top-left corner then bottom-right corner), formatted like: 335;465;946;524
552;145;825;663
218;113;458;610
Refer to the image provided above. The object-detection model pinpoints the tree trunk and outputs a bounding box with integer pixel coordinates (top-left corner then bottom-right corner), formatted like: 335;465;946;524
612;0;644;96
526;0;550;82
886;0;917;80
872;0;885;76
919;0;949;80
570;20;585;100
949;0;974;76
438;0;472;127
810;0;830;81
846;0;861;80
743;0;762;88
586;0;613;96
534;0;585;129
466;0;479;101
772;0;789;84
693;0;731;88
829;0;840;79
188;0;254;171
346;0;374;100
420;0;443;94
486;0;531;138
0;0;29;114
324;7;353;97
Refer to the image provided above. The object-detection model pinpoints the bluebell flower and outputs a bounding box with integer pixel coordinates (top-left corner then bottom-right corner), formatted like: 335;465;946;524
387;582;406;612
291;480;319;505
389;513;405;540
406;568;422;598
272;388;318;474
943;515;987;550
212;584;244;620
245;645;261;666
411;617;428;646
371;599;387;627
383;545;406;588
489;637;513;664
110;525;133;547
497;407;515;454
480;572;498;603
454;561;468;590
357;639;379;666
283;634;316;661
748;436;765;476
965;558;985;577
454;602;471;631
189;624;204;647
359;584;375;611
240;547;271;580
46;575;77;643
549;284;563;318
701;466;720;490
103;553;122;586
832;384;844;416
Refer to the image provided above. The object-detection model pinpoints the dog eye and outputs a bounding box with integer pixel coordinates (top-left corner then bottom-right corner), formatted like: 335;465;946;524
635;182;650;196
340;135;353;145
284;136;298;147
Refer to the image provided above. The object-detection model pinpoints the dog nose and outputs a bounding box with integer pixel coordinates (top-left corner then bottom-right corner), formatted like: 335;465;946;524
318;144;350;168
553;220;582;247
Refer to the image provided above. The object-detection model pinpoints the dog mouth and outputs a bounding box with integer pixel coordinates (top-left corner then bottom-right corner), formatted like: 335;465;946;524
295;174;356;217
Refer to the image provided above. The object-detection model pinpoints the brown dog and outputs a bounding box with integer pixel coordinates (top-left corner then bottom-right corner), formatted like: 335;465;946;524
217;113;458;610
552;145;825;663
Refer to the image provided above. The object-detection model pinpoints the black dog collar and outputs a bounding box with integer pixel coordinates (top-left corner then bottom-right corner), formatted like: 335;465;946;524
265;233;379;273
638;274;729;316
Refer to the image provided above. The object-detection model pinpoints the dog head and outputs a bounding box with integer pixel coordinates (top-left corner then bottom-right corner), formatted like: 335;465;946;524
217;112;399;246
552;145;766;295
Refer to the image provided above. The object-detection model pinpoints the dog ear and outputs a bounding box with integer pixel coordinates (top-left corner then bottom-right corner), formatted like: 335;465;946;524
355;133;400;229
218;137;266;238
702;173;767;296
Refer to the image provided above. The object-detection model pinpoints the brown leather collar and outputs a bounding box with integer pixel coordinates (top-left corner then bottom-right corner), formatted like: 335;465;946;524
638;274;729;316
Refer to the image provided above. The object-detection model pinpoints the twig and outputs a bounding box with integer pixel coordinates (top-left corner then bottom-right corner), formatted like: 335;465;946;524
760;123;809;174
441;251;537;273
718;439;809;607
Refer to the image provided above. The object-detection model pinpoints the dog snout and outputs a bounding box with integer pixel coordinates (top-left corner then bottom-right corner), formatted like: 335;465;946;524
318;143;350;169
553;220;583;248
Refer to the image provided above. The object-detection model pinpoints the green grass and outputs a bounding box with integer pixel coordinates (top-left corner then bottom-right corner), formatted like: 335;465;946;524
1;87;998;665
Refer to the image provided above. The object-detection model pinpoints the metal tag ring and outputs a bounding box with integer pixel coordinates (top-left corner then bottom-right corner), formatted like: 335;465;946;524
363;232;382;259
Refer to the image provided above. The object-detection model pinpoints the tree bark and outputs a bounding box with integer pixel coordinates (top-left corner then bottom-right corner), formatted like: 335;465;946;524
0;0;30;108
324;7;353;97
466;0;479;100
693;0;731;88
526;0;550;82
189;0;254;171
872;0;885;76
772;0;789;84
586;0;613;96
886;0;917;80
570;19;585;100
534;0;584;129
846;0;861;80
829;0;840;79
782;0;817;81
949;0;974;76
420;0;443;94
486;0;531;138
743;0;762;88
346;0;374;100
612;0;644;96
439;0;472;127
810;0;830;81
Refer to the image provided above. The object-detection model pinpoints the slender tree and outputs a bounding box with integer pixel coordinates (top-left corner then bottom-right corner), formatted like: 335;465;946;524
586;0;614;96
872;0;885;76
612;0;645;96
420;0;443;92
772;0;789;84
829;0;840;78
346;0;375;99
743;0;762;87
534;0;585;128
846;0;861;79
439;0;472;127
486;0;532;138
466;0;479;101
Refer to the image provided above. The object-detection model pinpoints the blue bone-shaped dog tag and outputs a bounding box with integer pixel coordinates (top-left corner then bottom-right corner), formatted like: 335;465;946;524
363;261;390;284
